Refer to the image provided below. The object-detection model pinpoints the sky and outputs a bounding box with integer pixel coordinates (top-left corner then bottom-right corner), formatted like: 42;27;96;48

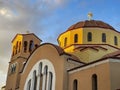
0;0;120;88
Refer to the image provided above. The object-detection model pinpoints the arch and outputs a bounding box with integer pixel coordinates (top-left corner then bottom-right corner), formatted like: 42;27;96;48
64;37;67;47
16;41;18;54
11;65;14;73
92;74;98;90
18;41;21;52
48;72;53;90
39;62;43;90
102;33;106;42
42;65;48;90
13;64;16;72
87;32;92;42
44;65;48;75
29;40;34;52
27;79;31;90
24;41;28;53
24;59;56;90
39;62;43;76
35;44;38;49
32;70;37;90
74;34;78;43
73;79;78;90
114;36;118;45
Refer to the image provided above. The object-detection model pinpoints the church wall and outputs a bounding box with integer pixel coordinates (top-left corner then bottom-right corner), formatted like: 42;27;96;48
83;28;120;48
62;55;83;90
68;61;111;90
5;57;27;90
109;59;120;90
19;44;68;90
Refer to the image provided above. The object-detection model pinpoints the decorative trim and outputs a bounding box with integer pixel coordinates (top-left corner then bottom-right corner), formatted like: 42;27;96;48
80;47;99;52
64;44;120;50
21;43;81;73
9;56;28;63
24;59;56;90
68;59;120;74
76;45;108;51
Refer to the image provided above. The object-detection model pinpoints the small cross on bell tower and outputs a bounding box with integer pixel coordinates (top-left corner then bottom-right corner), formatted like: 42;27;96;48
88;12;93;21
26;30;30;34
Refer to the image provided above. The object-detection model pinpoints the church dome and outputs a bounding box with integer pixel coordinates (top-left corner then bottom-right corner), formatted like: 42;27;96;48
67;20;116;31
58;19;120;51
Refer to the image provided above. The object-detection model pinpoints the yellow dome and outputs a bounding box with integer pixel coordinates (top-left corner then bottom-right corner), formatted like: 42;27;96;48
58;19;120;63
58;20;120;49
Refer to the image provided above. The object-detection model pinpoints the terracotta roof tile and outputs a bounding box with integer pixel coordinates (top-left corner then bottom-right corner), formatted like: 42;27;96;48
67;20;116;31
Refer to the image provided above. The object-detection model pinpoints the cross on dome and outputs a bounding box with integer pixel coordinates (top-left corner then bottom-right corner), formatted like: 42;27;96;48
88;12;93;20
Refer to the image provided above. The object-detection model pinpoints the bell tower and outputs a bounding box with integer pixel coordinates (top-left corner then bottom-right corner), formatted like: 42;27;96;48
5;33;42;90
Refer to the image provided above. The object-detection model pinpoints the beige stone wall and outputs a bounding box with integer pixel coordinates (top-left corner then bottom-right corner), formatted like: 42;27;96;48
5;34;41;90
68;61;111;90
19;44;68;90
109;59;120;90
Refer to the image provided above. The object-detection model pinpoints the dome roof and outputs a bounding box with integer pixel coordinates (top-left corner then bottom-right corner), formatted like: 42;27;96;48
67;20;116;31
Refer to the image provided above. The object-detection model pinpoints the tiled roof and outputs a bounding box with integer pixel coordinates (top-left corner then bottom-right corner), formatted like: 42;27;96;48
67;20;116;31
102;50;120;58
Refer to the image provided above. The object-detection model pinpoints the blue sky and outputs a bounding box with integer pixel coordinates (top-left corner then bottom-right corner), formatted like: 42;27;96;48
38;0;120;43
0;0;120;88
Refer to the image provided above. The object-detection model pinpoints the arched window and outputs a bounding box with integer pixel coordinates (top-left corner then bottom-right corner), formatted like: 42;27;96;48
13;64;16;72
35;44;38;49
102;33;106;42
92;74;98;90
32;70;37;90
42;65;48;90
44;66;48;90
11;65;14;73
24;41;28;53
64;37;67;47
73;79;78;90
74;34;78;43
114;36;118;45
39;62;42;76
15;41;18;54
18;42;21;52
48;72;53;90
39;62;43;90
27;79;31;90
88;32;92;42
29;40;34;52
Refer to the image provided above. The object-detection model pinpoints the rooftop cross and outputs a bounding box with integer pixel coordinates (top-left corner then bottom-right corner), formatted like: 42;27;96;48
88;12;93;21
26;31;30;34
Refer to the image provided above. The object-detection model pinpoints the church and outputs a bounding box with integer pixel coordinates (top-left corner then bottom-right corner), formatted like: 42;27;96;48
4;16;120;90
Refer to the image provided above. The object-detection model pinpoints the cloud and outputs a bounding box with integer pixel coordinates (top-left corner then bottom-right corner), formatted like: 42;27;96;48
0;0;66;31
0;0;67;87
0;70;7;89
